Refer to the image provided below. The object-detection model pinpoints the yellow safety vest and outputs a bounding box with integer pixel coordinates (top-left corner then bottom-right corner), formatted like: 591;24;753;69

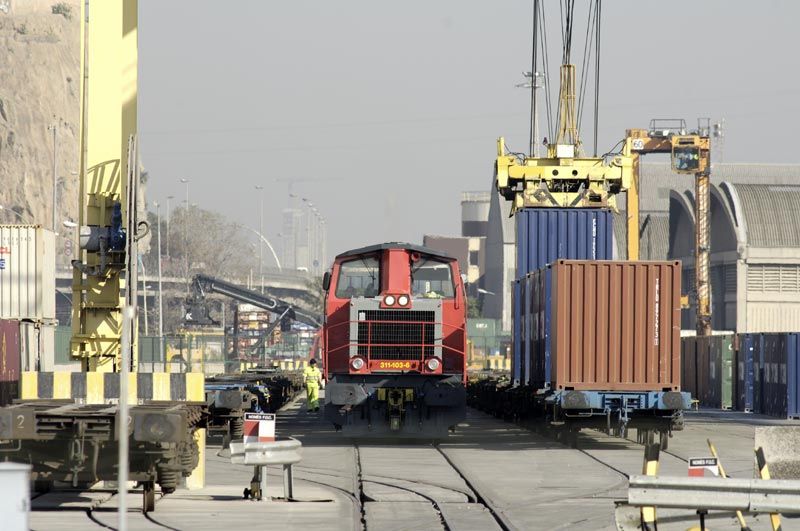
304;366;321;386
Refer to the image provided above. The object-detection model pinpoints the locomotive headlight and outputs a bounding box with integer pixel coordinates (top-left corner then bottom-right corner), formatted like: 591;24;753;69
426;358;440;371
383;295;396;306
397;295;409;306
351;357;365;370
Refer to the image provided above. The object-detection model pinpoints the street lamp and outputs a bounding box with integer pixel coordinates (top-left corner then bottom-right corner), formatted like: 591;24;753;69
152;201;165;367
255;185;264;293
48;123;58;231
165;195;174;258
179;179;190;293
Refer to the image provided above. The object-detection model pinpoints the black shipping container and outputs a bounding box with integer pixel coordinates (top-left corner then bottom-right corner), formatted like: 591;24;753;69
680;334;734;409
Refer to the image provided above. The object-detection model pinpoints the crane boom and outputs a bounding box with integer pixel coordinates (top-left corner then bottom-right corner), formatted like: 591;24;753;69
185;274;321;328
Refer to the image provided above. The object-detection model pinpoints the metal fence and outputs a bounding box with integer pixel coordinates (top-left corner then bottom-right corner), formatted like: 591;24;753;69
54;327;315;375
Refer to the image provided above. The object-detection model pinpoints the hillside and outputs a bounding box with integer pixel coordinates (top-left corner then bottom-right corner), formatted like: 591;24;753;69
0;0;80;267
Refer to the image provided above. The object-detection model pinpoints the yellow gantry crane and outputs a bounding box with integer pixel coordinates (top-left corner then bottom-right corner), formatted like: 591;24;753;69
624;120;712;336
70;0;144;371
495;37;712;335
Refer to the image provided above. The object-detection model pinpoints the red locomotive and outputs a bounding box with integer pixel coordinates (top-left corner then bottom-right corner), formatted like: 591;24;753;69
321;243;467;437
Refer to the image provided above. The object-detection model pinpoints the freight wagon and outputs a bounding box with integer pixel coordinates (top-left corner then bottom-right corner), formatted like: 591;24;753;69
508;260;690;446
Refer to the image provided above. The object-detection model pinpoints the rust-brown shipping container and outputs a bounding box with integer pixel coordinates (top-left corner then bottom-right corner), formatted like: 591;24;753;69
0;319;21;406
530;260;681;391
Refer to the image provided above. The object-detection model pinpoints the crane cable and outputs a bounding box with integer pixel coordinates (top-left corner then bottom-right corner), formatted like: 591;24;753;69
540;0;554;142
594;0;602;156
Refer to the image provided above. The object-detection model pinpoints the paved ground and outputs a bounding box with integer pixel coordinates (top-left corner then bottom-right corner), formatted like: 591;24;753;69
28;394;800;531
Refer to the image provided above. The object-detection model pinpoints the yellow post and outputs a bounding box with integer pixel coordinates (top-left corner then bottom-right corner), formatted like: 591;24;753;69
755;447;782;531
640;440;660;530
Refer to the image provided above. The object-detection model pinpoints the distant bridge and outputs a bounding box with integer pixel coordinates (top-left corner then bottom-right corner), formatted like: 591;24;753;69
53;268;320;325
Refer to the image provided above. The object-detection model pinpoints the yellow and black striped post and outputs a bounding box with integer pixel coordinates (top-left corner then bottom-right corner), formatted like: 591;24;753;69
756;446;782;531
20;371;206;489
641;441;660;530
708;439;751;531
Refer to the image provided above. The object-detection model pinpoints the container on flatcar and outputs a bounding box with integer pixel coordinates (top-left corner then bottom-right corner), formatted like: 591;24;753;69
515;208;613;278
511;279;522;384
0;319;20;406
0;225;56;320
529;260;682;392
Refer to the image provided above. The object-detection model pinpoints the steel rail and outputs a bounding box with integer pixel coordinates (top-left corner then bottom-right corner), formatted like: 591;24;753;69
435;444;513;531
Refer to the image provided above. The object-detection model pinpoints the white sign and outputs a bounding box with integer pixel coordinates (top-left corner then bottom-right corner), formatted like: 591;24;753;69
243;412;276;443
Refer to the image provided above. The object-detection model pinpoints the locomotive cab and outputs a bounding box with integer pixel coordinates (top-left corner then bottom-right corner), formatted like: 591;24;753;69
322;243;467;437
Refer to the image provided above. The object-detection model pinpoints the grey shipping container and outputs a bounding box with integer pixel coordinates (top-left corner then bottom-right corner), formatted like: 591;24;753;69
530;260;682;391
0;319;21;406
515;208;613;278
0;225;56;320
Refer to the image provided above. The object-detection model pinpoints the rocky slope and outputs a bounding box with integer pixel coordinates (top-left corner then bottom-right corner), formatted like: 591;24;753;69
0;0;80;266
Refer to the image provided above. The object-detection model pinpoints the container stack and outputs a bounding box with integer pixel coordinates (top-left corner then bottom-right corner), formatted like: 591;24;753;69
511;208;614;385
227;303;276;364
0;225;56;404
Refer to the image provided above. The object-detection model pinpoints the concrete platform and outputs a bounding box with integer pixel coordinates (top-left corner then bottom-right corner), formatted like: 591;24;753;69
27;393;800;531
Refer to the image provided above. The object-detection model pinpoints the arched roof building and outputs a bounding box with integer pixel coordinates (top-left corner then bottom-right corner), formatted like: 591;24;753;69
670;182;800;333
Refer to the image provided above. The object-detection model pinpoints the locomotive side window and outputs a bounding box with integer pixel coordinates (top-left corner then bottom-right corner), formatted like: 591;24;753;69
335;256;380;298
411;258;454;298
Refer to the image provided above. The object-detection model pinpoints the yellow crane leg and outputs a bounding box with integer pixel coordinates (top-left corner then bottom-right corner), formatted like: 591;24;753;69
627;154;640;261
695;171;711;336
71;0;139;371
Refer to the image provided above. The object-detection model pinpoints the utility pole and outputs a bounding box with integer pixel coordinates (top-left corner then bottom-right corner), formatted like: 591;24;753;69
154;201;164;367
255;185;264;293
48;123;58;231
180;178;190;294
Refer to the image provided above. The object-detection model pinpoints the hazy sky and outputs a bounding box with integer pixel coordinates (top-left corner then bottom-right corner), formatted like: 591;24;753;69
139;1;800;263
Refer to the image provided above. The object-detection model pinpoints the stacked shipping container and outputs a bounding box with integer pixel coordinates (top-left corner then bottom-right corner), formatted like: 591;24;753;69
0;226;57;404
523;260;682;392
735;333;800;419
511;209;614;384
681;334;734;410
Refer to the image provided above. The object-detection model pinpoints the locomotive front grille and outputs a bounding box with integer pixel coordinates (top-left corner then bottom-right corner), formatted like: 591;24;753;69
356;309;436;360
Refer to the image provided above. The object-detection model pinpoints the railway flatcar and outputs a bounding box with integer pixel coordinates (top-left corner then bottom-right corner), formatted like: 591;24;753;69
321;243;467;437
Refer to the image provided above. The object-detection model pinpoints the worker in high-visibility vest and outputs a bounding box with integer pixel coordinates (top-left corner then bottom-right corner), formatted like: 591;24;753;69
303;358;323;412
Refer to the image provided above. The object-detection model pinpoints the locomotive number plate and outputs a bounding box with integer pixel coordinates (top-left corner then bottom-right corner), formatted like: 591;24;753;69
377;361;412;370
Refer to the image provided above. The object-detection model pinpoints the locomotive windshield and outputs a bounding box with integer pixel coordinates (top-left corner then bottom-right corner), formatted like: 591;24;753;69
335;255;380;298
411;257;454;298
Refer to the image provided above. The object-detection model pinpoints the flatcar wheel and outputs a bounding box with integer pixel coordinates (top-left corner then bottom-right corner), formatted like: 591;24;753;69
659;431;669;451
142;481;156;513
